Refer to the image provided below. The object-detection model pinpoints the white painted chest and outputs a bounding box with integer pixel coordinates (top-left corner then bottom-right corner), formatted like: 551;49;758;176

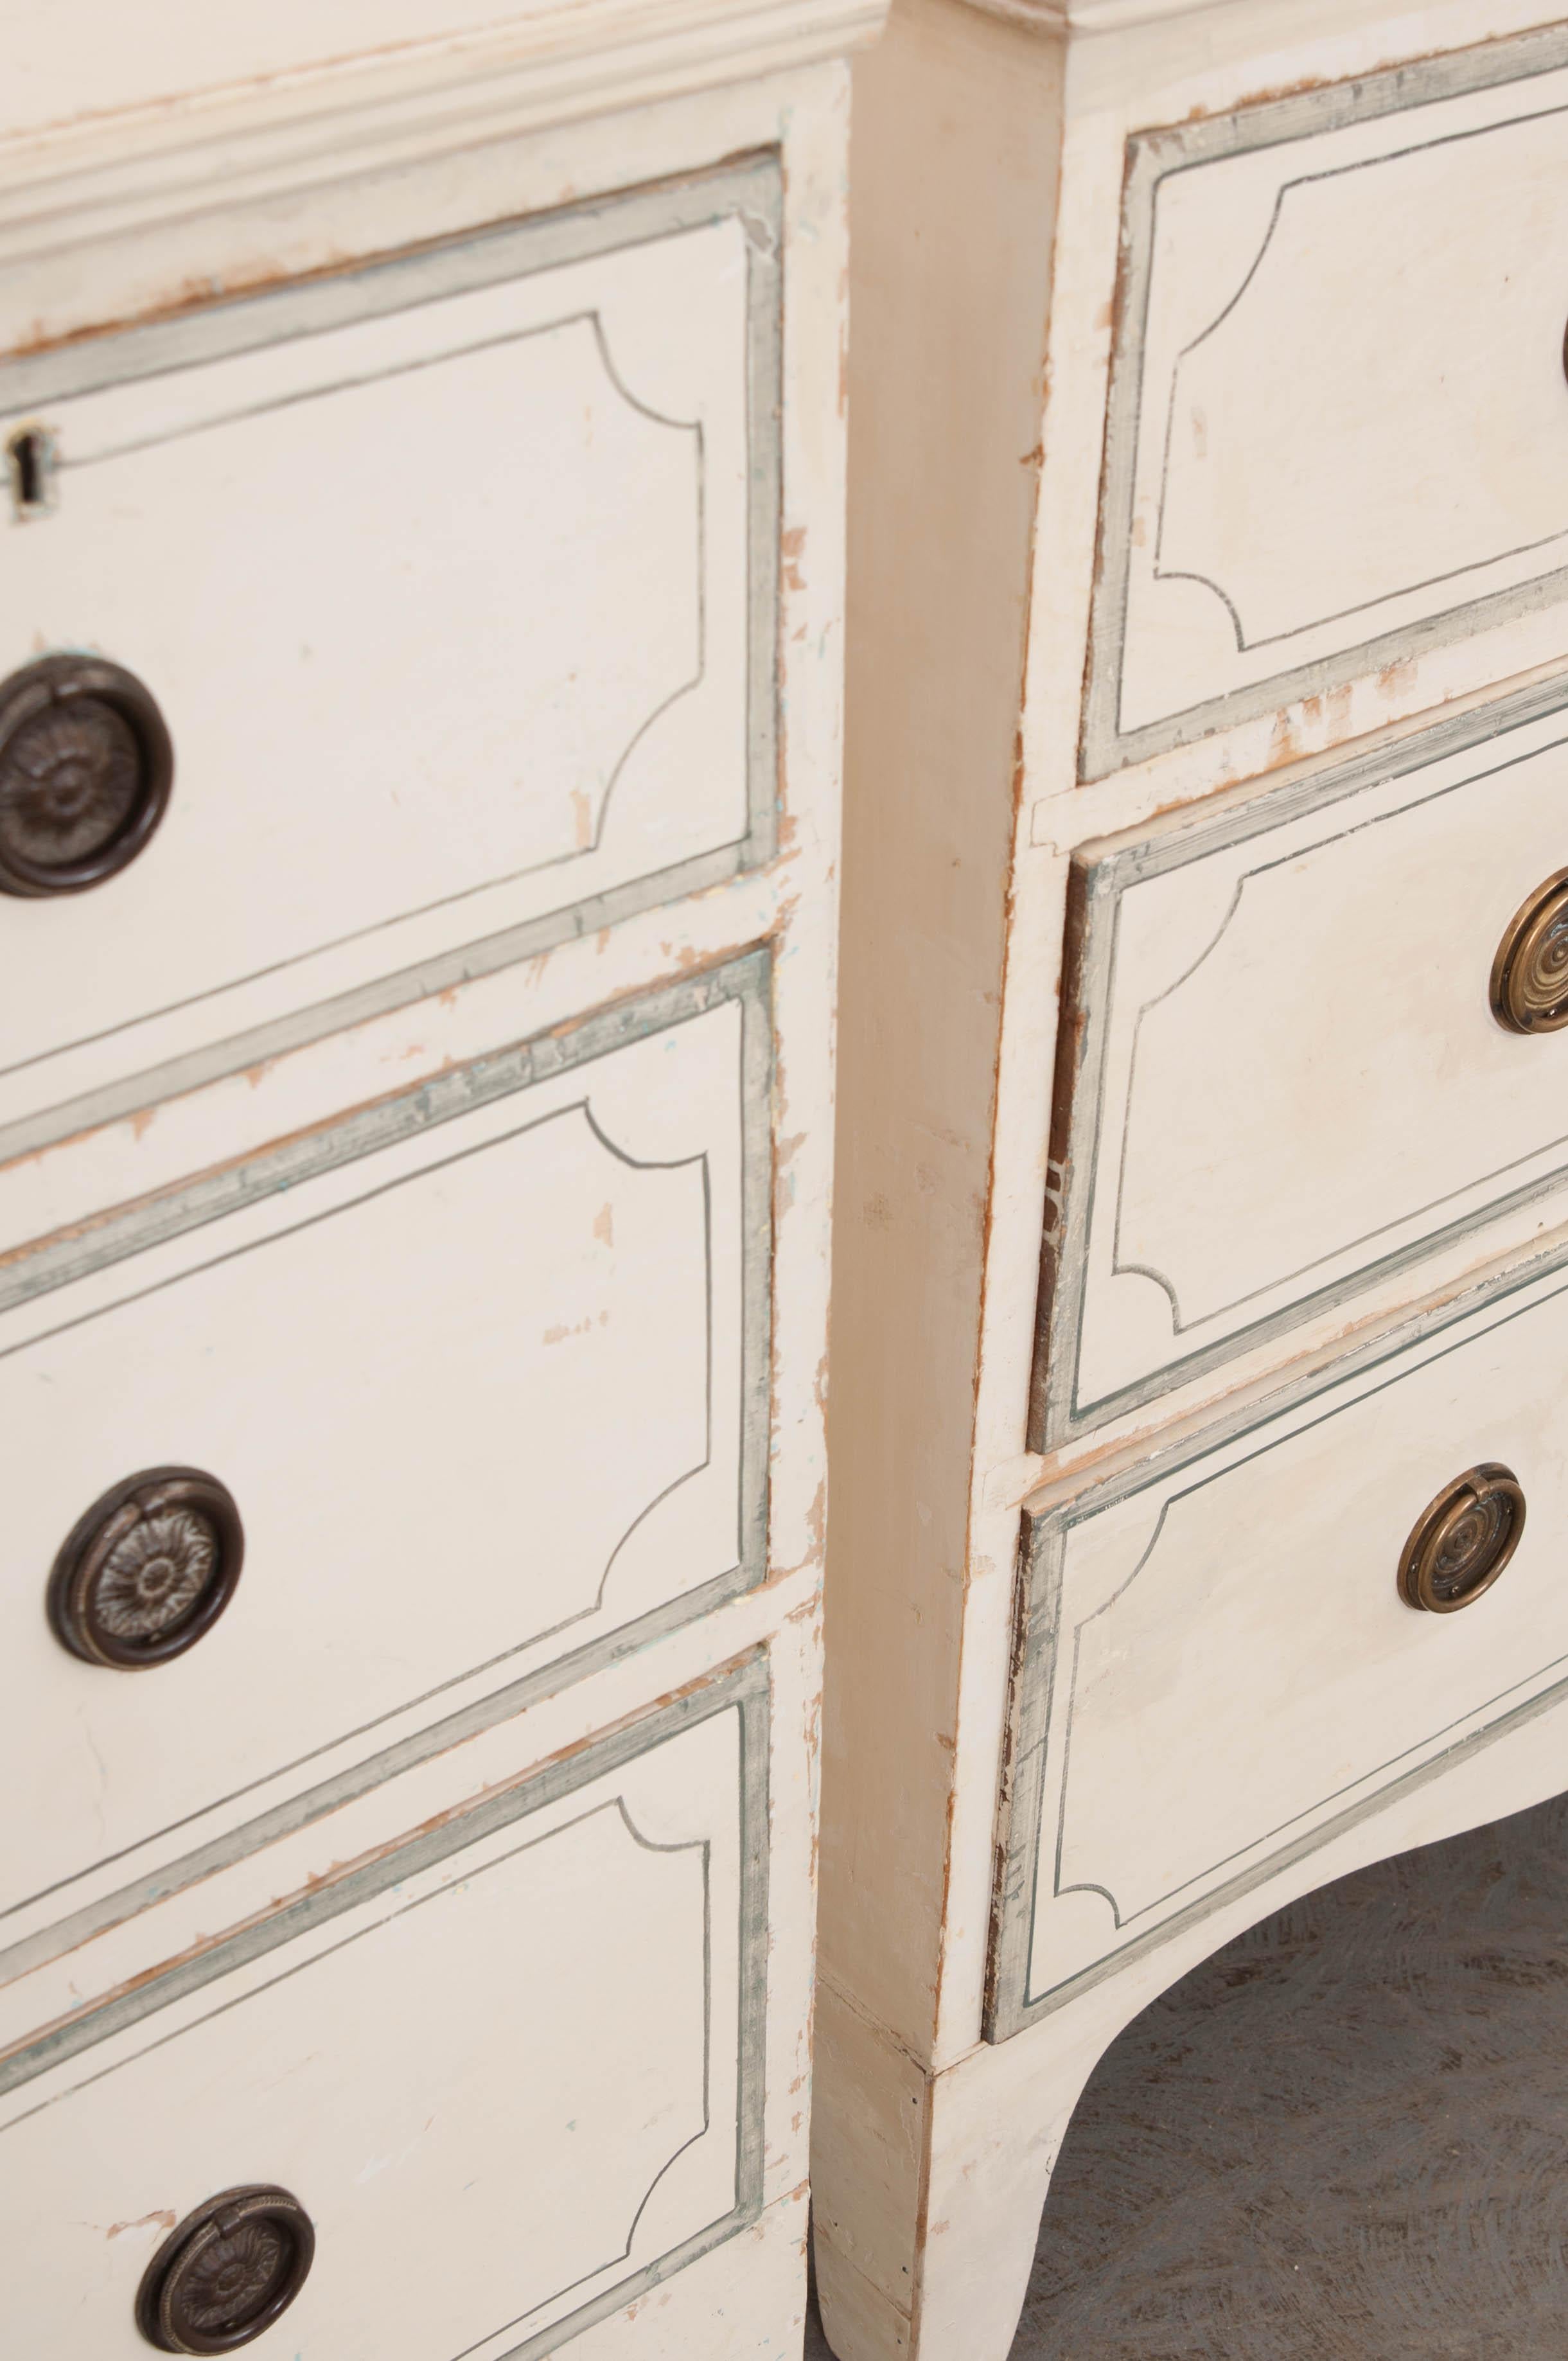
0;4;879;2353
815;4;1568;2356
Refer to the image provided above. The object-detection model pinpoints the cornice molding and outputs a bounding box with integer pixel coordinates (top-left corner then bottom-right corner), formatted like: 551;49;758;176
1065;0;1238;22
955;0;1249;34
0;0;882;269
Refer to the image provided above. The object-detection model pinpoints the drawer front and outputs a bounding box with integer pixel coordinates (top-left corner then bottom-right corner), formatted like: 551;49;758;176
1084;26;1568;777
0;954;768;1926
995;1251;1568;2037
1035;681;1568;1445
0;1664;766;2360
0;157;778;1134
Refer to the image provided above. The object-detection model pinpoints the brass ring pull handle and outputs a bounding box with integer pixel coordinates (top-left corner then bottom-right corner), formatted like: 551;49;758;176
0;652;173;896
1491;868;1568;1034
47;1468;243;1669
1397;1462;1525;1614
136;2186;315;2354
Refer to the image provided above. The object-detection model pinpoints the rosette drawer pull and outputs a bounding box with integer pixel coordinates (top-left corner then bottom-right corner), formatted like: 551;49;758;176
136;2185;315;2353
0;652;172;896
48;1467;243;1668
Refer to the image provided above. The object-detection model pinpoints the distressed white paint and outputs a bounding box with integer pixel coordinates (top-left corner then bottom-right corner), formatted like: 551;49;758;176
0;16;857;2361
0;989;757;1922
816;1680;1568;2361
6;0;744;136
0;0;883;158
1033;0;1568;808
1053;696;1568;1426
818;3;1568;2358
0;202;757;1110
1113;62;1568;743
1019;1254;1568;2004
1;1690;750;2361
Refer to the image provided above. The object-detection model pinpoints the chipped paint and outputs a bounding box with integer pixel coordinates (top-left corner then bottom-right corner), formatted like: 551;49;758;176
106;2208;176;2241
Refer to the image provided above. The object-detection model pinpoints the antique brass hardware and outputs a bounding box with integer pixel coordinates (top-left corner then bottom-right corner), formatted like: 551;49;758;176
6;423;56;518
1491;868;1568;1033
48;1468;244;1669
0;652;172;895
1396;1462;1525;1613
136;2186;315;2353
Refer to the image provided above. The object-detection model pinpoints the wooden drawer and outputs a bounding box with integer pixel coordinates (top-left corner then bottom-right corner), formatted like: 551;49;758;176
0;1663;766;2360
1083;26;1568;780
0;953;768;1929
0;156;778;1140
1034;680;1568;1447
994;1246;1568;2037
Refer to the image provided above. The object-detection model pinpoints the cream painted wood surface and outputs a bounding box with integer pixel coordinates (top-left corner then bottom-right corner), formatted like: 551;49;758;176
1000;1248;1568;2028
816;1680;1568;2361
8;0;765;135
1086;31;1568;772
817;4;1568;2360
0;1584;825;2267
2;1672;764;2361
821;0;1065;2090
1012;0;1568;809
0;168;773;1132
0;0;883;159
1037;682;1568;1440
0;10;861;2359
0;968;764;1923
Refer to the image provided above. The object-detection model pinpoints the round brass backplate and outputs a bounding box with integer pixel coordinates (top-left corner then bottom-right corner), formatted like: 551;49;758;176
1491;869;1568;1034
1397;1462;1526;1614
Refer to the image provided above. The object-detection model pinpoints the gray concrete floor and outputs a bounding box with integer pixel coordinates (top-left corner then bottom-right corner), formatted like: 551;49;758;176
808;1789;1568;2358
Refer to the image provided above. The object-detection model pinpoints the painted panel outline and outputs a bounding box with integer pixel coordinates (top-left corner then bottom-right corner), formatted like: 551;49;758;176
1080;21;1568;779
1150;102;1568;651
1032;671;1568;1449
0;948;773;1967
0;1654;772;2361
993;1233;1568;2040
47;302;712;926
0;148;784;1167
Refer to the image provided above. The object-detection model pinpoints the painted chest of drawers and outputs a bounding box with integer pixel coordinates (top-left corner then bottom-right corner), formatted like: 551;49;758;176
814;3;1568;2357
0;1;882;2353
